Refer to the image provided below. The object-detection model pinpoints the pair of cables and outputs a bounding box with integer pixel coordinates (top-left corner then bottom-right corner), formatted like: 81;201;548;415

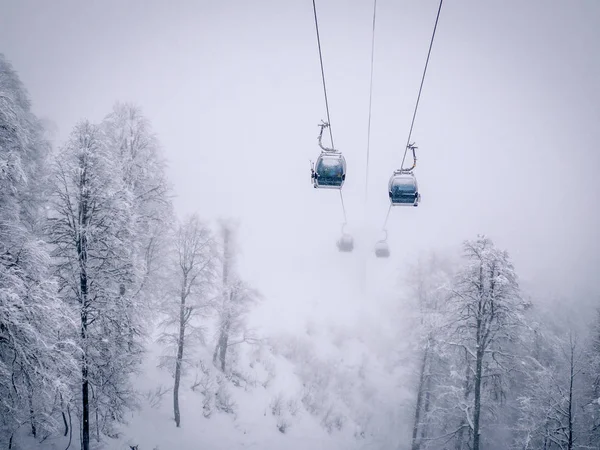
311;0;443;256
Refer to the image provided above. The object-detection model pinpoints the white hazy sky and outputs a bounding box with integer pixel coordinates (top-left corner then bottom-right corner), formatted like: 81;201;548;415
2;0;599;332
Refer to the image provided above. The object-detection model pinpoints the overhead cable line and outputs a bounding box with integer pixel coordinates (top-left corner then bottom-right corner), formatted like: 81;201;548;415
312;0;335;149
311;0;348;225
400;0;444;170
364;0;378;202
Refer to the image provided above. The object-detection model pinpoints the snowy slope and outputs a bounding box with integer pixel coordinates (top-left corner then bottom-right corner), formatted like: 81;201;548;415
19;311;418;450
111;318;414;450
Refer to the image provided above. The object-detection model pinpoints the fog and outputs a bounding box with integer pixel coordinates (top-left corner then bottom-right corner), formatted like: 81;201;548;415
1;2;600;445
3;0;599;324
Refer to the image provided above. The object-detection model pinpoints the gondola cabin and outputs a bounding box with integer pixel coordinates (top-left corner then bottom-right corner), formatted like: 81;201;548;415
374;240;390;258
312;152;346;189
388;172;420;206
337;234;354;252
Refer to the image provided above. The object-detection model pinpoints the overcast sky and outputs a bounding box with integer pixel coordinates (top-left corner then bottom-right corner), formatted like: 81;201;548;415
2;0;599;332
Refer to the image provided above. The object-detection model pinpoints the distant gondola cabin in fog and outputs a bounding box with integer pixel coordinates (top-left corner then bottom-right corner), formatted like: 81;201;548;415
374;240;390;258
337;233;354;252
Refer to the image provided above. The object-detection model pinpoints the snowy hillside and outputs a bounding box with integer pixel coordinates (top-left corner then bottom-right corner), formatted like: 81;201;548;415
16;314;418;450
115;324;410;450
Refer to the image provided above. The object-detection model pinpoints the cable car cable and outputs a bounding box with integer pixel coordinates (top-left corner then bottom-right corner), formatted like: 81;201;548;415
312;0;335;149
382;204;392;230
339;190;348;223
364;0;377;202
362;0;378;292
376;0;444;255
311;0;351;245
400;0;444;170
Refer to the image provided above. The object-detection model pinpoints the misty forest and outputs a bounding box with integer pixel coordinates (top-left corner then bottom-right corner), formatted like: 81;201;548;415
1;1;599;449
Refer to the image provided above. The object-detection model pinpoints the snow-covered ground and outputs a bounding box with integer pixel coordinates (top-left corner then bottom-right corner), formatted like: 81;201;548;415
18;304;418;450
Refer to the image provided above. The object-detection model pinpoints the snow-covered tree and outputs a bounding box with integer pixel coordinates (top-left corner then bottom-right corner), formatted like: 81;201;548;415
101;102;173;328
513;307;600;450
404;252;454;450
49;120;138;449
0;53;78;447
212;219;261;372
442;235;526;449
158;214;217;427
587;308;600;446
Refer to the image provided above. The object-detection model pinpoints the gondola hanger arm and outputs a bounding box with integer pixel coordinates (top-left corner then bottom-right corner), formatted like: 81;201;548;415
398;142;418;173
341;222;348;235
317;120;336;153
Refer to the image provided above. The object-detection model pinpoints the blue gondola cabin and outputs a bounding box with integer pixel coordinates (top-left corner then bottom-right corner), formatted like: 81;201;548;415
388;172;420;206
312;153;346;189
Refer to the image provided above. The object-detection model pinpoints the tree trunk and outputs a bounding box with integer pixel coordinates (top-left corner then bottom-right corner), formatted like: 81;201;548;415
26;376;37;438
62;410;69;437
216;225;231;372
95;392;100;442
78;168;90;450
212;342;219;365
218;322;229;372
455;348;472;450
567;338;574;450
471;264;485;450
173;355;182;427
472;346;484;450
411;345;430;450
81;313;89;450
174;288;187;427
80;273;89;450
66;404;73;450
420;368;432;442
